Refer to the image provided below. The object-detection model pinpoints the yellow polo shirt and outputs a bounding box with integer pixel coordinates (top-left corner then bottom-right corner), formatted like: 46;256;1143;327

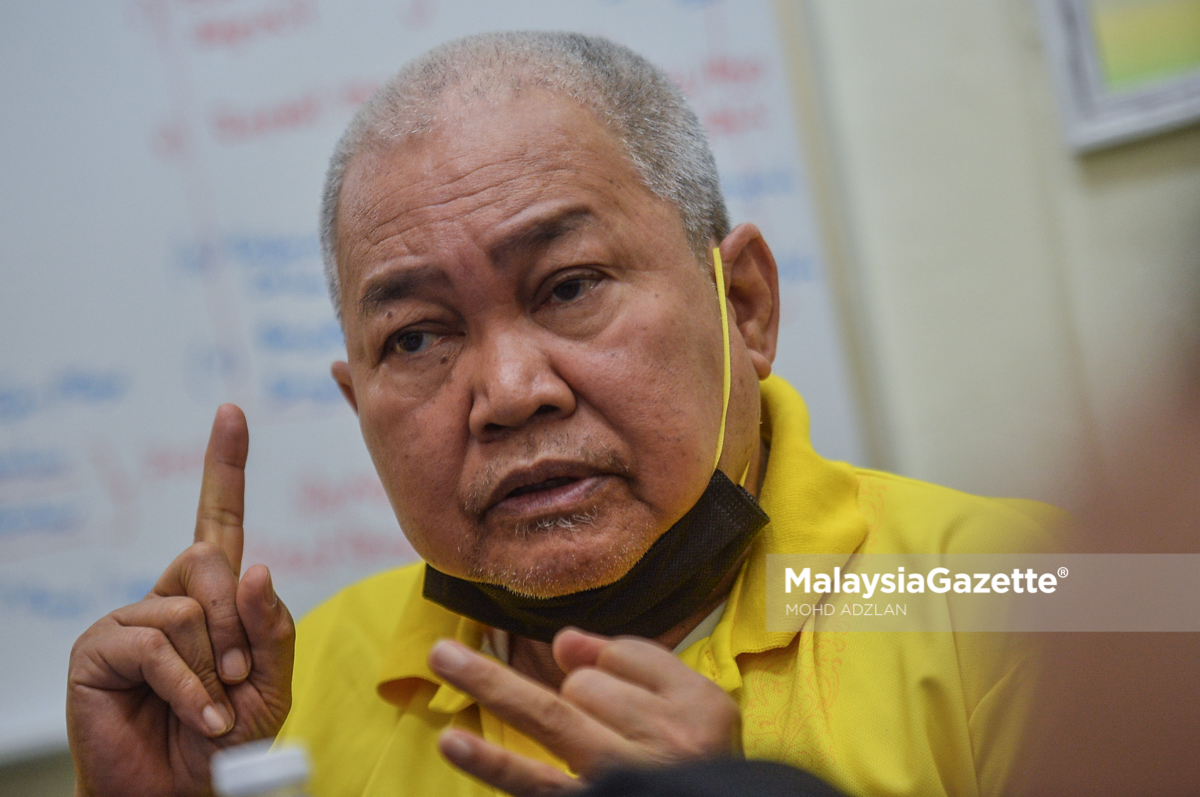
277;375;1057;796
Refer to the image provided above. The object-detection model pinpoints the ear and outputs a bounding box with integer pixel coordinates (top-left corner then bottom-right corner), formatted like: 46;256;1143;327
331;361;359;415
718;223;779;380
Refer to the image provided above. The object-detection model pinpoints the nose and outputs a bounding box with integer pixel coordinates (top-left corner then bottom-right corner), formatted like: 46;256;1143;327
467;324;576;439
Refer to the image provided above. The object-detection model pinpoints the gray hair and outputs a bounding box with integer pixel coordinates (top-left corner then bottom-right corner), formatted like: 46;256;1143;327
320;30;730;319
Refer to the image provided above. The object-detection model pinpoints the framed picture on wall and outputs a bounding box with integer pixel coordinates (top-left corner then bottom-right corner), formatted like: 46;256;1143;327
1037;0;1200;151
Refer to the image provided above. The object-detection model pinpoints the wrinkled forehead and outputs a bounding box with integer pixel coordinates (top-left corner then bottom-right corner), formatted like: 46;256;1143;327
334;90;669;292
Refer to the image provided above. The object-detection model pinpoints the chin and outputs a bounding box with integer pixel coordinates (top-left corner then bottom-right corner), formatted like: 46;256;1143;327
467;509;661;597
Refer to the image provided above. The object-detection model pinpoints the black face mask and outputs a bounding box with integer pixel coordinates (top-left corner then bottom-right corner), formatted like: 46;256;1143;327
422;469;769;643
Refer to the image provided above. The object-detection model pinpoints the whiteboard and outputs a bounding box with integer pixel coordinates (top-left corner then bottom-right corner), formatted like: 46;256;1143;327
0;0;864;761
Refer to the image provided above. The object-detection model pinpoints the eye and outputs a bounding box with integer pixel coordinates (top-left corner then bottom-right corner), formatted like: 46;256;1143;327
391;330;436;354
549;277;597;304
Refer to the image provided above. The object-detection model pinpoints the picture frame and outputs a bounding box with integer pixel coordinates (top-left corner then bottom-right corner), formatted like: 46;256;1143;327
1037;0;1200;151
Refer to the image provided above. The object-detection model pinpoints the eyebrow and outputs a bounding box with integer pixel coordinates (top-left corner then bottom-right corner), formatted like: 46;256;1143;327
487;207;594;262
357;264;451;318
355;208;596;319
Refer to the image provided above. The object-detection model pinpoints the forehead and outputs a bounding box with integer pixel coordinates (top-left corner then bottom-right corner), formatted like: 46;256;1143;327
335;91;656;281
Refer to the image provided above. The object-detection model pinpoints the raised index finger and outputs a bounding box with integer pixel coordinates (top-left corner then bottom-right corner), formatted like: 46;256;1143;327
196;403;248;574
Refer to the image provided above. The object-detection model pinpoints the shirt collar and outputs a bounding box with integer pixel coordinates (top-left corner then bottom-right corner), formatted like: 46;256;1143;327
376;582;481;711
376;374;866;707
734;374;867;650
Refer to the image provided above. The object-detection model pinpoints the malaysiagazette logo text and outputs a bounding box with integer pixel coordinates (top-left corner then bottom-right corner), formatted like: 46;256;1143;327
784;566;1060;599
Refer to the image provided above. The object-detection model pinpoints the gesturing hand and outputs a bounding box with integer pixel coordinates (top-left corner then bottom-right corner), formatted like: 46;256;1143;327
428;628;742;797
67;405;296;797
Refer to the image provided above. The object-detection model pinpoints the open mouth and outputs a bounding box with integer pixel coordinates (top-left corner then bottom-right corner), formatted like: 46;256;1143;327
504;476;581;500
482;463;610;521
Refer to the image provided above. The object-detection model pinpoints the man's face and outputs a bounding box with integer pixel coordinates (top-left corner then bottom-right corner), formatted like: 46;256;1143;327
333;90;727;597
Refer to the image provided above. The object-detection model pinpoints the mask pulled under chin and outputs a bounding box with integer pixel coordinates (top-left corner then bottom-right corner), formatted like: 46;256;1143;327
421;469;769;643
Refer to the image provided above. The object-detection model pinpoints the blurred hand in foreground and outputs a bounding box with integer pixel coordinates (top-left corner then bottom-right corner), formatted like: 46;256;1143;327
429;628;742;797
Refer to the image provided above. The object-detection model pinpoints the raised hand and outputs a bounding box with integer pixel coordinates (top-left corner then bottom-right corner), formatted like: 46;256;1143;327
428;628;742;797
67;405;295;797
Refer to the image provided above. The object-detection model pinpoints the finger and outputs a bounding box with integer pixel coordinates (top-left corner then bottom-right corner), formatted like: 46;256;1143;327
110;596;233;713
429;640;634;775
572;634;683;695
439;729;582;797
551;628;609;673
236;565;295;712
559;667;669;742
195;403;247;574
155;542;252;684
564;661;741;762
84;623;234;738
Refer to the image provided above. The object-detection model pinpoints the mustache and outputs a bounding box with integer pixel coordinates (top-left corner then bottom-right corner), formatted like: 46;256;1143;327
462;433;632;520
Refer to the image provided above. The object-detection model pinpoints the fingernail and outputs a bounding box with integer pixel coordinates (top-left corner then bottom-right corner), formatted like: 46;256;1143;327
203;704;233;736
429;640;469;673
441;731;473;762
221;648;249;681
265;572;277;607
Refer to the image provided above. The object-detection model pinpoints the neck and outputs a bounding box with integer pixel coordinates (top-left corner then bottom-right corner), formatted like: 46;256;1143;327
510;439;769;688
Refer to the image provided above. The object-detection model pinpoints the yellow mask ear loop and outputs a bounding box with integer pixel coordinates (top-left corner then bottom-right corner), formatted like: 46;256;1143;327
712;248;731;472
710;247;748;492
711;247;754;489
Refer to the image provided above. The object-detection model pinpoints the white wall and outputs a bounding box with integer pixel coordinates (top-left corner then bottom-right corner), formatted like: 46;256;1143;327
794;0;1200;503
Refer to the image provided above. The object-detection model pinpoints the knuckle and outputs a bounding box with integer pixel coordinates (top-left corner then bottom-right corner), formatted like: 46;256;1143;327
179;584;242;635
194;665;226;696
275;621;297;649
188;541;238;578
68;624;117;676
174;541;231;584
537;696;578;745
162;597;206;632
673;715;734;758
68;635;87;665
198;504;242;529
558;668;600;703
184;540;223;565
657;724;709;760
168;663;201;698
134;625;170;655
270;609;297;646
67;642;92;677
204;601;243;636
69;620;107;661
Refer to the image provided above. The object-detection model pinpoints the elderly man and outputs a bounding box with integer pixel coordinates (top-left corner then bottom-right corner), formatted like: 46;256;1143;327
66;32;1053;797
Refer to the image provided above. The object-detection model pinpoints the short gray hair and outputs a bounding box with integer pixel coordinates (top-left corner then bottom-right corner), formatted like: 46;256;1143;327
320;30;730;318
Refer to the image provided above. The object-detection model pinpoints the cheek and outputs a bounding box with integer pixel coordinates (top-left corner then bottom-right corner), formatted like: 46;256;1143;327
353;375;470;546
563;297;722;509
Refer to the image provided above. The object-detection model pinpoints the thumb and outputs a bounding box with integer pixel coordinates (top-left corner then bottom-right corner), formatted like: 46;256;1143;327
236;565;294;713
